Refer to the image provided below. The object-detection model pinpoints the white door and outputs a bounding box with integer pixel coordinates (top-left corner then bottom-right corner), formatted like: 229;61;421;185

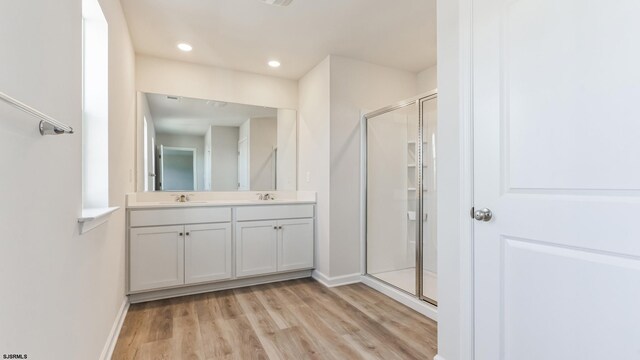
277;218;314;272
235;220;277;277
129;225;184;292
184;223;232;284
238;137;249;190
473;1;640;359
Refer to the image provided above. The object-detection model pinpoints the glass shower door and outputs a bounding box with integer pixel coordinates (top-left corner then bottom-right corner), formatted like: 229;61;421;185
420;95;438;305
366;101;419;294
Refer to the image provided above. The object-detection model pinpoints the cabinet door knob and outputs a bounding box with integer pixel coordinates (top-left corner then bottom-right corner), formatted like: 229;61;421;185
186;232;190;236
179;232;183;236
278;226;283;230
273;226;278;230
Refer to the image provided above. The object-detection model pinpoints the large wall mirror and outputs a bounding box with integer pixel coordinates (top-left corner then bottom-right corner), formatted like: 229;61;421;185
136;92;297;192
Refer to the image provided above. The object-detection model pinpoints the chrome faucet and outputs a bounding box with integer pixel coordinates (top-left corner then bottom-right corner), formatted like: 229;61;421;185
175;194;191;202
257;193;275;200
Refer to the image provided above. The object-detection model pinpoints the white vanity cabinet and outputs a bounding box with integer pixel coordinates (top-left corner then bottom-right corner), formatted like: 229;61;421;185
184;223;232;284
235;204;315;278
235;220;279;277
130;225;185;292
128;207;232;293
126;201;315;302
278;218;314;272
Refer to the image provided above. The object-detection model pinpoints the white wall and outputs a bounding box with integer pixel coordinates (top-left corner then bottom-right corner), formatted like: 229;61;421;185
156;133;205;191
328;55;418;278
249;117;277;191
136;92;156;192
437;0;467;358
204;126;212;190
136;55;298;110
210;126;239;191
276;109;297;191
418;65;438;93
298;57;332;275
0;0;135;358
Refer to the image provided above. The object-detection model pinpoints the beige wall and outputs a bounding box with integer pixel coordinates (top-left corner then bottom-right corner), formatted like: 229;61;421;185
136;55;298;110
0;0;135;358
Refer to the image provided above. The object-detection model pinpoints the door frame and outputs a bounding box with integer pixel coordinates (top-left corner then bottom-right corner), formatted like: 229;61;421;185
457;0;477;358
161;146;198;191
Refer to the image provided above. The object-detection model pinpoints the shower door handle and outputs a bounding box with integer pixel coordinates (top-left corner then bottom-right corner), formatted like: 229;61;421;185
474;208;493;222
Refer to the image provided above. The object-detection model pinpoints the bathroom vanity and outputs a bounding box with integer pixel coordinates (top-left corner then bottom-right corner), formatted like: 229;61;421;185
125;192;316;303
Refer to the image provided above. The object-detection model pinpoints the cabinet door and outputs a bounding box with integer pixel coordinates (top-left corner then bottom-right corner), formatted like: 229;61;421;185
235;220;278;278
185;223;232;284
130;225;184;292
278;218;314;272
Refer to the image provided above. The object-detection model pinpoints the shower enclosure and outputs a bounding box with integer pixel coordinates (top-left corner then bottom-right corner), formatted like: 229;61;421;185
363;91;437;305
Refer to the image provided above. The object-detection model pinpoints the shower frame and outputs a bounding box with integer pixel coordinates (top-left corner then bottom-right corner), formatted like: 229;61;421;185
361;90;438;306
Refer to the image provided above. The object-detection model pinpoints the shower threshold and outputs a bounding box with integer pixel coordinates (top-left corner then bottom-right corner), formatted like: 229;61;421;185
370;268;438;302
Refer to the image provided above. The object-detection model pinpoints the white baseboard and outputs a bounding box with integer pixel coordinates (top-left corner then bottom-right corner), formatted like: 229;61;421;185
100;298;129;360
361;275;438;321
434;355;446;360
312;270;362;287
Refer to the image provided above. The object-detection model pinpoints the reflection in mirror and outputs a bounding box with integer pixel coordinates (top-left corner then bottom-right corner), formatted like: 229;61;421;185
137;92;297;192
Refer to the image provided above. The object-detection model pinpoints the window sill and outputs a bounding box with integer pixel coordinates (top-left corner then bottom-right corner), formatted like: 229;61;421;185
78;207;120;234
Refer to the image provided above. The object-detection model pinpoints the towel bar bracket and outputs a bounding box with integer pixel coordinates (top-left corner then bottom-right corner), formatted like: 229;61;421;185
39;120;72;135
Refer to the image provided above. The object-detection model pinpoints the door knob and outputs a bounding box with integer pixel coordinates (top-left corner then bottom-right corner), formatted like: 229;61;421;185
474;208;493;222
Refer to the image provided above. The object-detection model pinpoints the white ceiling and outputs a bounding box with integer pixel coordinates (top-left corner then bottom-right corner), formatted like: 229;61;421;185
120;0;437;80
146;93;277;136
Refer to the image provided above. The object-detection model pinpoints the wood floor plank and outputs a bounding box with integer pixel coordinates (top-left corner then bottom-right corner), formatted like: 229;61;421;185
198;318;233;360
144;302;174;343
216;289;245;320
223;314;269;360
112;305;151;360
251;284;301;330
331;286;438;358
173;302;206;360
113;279;438;360
295;280;428;359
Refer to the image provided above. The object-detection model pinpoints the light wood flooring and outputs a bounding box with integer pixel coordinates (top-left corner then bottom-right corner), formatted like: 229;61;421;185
112;278;438;359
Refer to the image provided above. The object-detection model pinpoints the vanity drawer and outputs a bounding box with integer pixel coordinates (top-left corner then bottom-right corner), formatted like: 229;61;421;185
130;207;231;227
236;204;314;221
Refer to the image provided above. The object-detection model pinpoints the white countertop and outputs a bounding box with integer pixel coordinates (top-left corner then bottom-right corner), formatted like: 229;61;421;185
125;191;317;209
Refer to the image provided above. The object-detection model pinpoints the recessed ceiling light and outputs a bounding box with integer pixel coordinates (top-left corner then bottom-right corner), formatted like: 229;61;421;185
258;0;294;6
268;60;281;68
206;100;228;108
177;43;193;52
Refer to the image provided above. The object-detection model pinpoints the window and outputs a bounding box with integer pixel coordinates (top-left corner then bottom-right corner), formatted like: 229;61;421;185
78;0;117;233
